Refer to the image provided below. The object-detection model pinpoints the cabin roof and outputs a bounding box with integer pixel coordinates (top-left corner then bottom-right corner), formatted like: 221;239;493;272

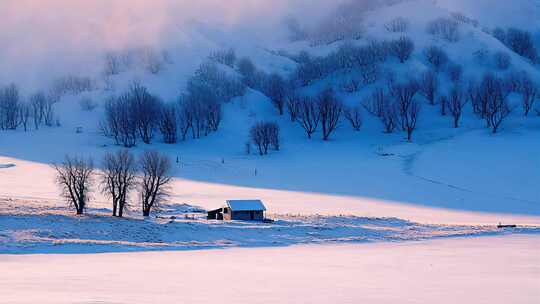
226;200;266;211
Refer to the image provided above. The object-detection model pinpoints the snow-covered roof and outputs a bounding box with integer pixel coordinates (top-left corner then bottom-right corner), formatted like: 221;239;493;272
226;200;266;211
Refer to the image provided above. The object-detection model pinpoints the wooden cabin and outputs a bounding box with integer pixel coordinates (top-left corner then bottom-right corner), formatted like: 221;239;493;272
207;200;266;221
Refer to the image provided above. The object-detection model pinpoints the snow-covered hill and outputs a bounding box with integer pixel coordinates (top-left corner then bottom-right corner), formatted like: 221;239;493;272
1;0;540;225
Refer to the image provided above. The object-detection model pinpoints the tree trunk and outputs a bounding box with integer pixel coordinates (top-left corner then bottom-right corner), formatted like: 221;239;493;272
143;209;150;217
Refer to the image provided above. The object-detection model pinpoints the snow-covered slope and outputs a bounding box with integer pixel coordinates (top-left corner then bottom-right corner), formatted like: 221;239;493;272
1;0;540;227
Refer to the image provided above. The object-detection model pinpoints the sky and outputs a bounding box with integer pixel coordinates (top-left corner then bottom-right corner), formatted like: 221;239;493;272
0;0;342;91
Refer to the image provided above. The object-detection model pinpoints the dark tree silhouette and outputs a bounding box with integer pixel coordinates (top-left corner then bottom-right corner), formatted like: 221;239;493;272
100;150;137;217
53;155;95;215
139;151;172;217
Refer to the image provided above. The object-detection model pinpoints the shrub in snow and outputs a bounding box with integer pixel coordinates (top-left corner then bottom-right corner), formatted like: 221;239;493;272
494;52;512;70
424;45;449;71
427;17;460;42
385;17;409;33
53;155;95;215
249;121;280;155
390;36;415;63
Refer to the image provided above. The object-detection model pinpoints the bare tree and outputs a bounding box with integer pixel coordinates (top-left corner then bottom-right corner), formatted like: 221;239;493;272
53;155;95;215
159;103;177;144
419;70;438;105
390;80;421;141
250;122;267;156
390;36;415;63
317;89;343;140
427;17;460;42
264;73;288;115
139;151;173;217
0;84;21;130
424;45;448;71
385;17;409;33
130;83;161;144
286;94;301;122
30;92;47;130
249;122;280;155
267;122;280;151
297;96;320;139
363;88;397;133
101;150;137;217
101;96;137;148
447;86;467;128
104;52;122;76
363;88;386;117
18;102;31;132
486;89;513;133
519;74;537;116
344;105;362;131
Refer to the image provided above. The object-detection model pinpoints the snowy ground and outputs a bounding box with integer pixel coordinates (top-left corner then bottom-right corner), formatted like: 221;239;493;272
1;0;539;301
1;234;538;304
2;198;538;254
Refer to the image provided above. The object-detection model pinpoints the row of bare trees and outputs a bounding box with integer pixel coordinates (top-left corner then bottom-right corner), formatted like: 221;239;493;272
101;83;161;147
53;150;172;217
286;89;346;141
0;84;57;132
101;82;224;147
363;79;422;140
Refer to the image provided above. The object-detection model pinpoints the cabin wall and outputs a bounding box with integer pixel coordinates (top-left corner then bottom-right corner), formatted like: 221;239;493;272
231;210;264;221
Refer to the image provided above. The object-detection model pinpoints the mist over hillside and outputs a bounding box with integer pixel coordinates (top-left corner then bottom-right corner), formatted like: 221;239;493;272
3;0;537;92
